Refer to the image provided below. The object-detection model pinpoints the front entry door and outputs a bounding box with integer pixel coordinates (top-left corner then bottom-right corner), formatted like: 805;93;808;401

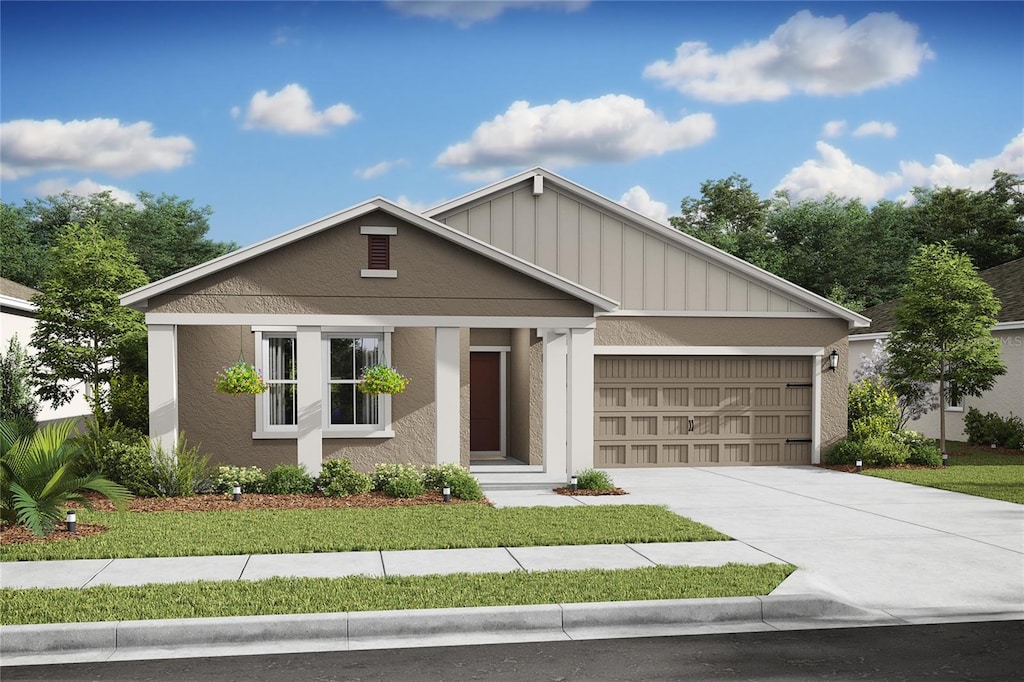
470;352;501;453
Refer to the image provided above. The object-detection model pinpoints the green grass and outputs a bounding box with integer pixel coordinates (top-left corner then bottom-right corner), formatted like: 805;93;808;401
863;442;1024;504
1;505;728;562
0;563;792;625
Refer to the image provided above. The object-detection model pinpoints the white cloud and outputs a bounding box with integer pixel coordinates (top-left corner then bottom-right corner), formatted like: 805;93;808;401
853;121;897;138
644;10;933;103
355;159;407;180
0;118;194;180
230;106;241;119
456;168;506;184
900;130;1024;190
619;186;669;225
774;141;902;202
240;84;357;135
395;195;437;214
436;95;715;170
385;1;588;27
30;177;139;206
822;120;847;138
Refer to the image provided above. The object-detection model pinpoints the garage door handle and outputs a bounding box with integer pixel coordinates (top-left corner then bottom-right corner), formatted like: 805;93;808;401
786;438;812;443
688;419;694;432
786;383;812;388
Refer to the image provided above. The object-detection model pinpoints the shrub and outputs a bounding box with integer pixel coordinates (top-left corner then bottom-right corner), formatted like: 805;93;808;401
575;468;616;491
214;466;267;494
264;464;315;495
146;434;214;497
99;439;157;495
109;374;149;435
964;408;1024;449
317;459;372;497
894;430;942;466
825;438;864;465
372;463;425;498
860;435;910;467
0;335;39;422
848;379;899;440
422;463;484;501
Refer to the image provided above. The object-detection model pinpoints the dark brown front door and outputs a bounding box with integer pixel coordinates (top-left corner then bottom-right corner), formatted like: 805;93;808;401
470;352;501;452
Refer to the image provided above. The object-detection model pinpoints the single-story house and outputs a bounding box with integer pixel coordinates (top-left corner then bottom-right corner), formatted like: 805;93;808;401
121;168;868;481
0;277;92;424
848;257;1023;442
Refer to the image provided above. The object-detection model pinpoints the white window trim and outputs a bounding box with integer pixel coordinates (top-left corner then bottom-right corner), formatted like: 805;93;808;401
253;331;298;437
321;331;394;437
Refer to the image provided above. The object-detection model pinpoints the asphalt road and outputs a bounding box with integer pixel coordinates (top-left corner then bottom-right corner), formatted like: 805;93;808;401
4;620;1022;681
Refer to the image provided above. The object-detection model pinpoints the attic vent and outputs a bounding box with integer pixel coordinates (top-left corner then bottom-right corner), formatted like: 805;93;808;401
368;235;390;269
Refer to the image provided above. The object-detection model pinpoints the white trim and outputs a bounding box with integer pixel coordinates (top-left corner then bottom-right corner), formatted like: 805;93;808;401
121;197;618;312
568;327;595;475
469;348;508;457
296;327;323;476
425;167;869;329
324;429;396;439
321;331;391;434
255;331;298;436
600;310;830;319
594;345;823;356
812;350;823;464
542;330;569;477
360;269;398;278
360;225;397;235
470;345;512;352
146;313;598;329
147;324;178;453
0;294;36;313
993;321;1024;331
851;321;1023;340
435;327;461;465
849;332;889;342
253;325;395;333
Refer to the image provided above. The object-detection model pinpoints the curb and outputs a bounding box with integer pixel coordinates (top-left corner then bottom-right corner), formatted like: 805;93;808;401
1;594;899;666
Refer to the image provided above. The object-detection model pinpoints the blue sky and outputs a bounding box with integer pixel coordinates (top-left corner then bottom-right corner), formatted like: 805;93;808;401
2;1;1022;246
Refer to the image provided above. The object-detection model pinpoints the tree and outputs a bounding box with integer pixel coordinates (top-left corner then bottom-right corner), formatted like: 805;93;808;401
885;243;1006;456
0;202;48;288
0;335;39;423
855;339;937;428
30;221;149;411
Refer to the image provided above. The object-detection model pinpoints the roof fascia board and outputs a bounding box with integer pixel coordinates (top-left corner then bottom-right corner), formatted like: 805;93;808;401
428;167;870;329
0;294;37;312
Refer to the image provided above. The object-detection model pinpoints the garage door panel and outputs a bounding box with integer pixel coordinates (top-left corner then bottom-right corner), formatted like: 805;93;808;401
595;355;813;467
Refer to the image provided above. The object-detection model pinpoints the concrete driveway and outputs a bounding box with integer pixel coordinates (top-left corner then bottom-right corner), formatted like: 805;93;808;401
487;466;1024;619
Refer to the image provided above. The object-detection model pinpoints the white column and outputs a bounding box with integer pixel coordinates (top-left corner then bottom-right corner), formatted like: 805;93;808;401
435;327;461;464
296;326;323;476
567;327;595;475
542;329;568;477
148;324;178;453
811;350;824;464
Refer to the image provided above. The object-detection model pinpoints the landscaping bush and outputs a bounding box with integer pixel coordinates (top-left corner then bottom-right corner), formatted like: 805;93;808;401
264;464;315;495
214;466;267;494
100;439;157;495
964;408;1024;449
848;379;899;441
147;435;214;497
317;459;372;497
108;374;149;435
372;463;425;498
825;438;863;465
859;435;910;467
422;463;484;501
894;430;942;466
575;468;616;491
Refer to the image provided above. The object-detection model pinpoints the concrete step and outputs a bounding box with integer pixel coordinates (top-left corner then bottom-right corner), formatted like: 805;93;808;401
473;471;568;492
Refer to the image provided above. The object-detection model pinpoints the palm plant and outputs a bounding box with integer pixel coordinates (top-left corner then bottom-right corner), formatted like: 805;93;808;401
0;419;132;537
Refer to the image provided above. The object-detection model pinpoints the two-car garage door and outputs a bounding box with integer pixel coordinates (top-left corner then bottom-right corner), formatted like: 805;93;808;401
594;356;813;467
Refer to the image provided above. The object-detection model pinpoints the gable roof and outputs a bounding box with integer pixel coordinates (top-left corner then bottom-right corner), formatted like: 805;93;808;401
0;277;39;313
427;167;870;328
855;256;1024;335
121;197;619;313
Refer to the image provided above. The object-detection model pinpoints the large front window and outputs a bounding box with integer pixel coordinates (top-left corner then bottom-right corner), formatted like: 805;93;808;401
326;335;381;427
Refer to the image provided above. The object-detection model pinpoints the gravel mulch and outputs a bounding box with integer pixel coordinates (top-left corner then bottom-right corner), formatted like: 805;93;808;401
553;486;628;496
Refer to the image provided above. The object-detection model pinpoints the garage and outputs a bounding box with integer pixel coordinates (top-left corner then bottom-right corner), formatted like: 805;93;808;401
594;356;814;467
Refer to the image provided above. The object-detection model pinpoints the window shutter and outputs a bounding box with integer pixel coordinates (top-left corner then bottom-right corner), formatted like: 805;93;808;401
367;235;389;269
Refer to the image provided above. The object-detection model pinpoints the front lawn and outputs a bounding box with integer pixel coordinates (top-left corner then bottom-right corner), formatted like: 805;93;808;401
0;563;792;625
0;504;727;561
863;442;1024;504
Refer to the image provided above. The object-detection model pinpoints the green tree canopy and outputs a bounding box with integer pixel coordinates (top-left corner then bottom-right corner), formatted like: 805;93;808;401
30;221;150;410
885;243;1005;455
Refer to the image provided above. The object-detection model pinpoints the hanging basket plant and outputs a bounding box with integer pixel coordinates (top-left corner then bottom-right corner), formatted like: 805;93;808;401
214;360;269;395
358;364;410;395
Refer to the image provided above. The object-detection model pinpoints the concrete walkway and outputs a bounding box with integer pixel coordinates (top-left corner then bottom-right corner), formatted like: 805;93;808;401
2;466;1022;665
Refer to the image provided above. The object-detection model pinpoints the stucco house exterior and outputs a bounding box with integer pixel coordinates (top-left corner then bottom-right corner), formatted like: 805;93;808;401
121;169;868;482
1;277;92;424
848;257;1023;442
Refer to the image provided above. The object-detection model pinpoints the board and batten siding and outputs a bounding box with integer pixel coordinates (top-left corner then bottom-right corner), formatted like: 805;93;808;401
438;183;813;313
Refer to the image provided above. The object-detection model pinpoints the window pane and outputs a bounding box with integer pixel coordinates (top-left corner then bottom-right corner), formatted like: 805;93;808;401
268;337;296;381
330;338;354;381
330;384;355;425
356;388;379;425
268;384;296;426
357;337;380;371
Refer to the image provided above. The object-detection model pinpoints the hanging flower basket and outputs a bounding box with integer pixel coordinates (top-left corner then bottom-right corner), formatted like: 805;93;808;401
214;360;269;395
358;364;410;395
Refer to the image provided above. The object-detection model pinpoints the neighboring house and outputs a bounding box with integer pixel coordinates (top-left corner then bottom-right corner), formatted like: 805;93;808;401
848;257;1024;441
121;168;868;480
0;277;92;424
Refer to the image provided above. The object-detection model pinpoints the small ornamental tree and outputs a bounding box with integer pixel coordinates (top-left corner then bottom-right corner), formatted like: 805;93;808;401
30;221;149;412
886;243;1006;456
0;335;39;423
855;339;938;428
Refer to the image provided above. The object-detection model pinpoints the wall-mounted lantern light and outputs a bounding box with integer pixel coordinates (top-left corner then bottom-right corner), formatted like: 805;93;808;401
828;350;839;372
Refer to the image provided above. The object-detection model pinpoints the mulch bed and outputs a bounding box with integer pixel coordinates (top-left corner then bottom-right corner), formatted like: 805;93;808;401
553;487;628;496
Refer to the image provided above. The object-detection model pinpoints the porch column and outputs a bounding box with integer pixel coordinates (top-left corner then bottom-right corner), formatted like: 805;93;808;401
435;327;461;464
296;326;323;476
567;327;595;475
542;329;568;478
148;324;178;453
